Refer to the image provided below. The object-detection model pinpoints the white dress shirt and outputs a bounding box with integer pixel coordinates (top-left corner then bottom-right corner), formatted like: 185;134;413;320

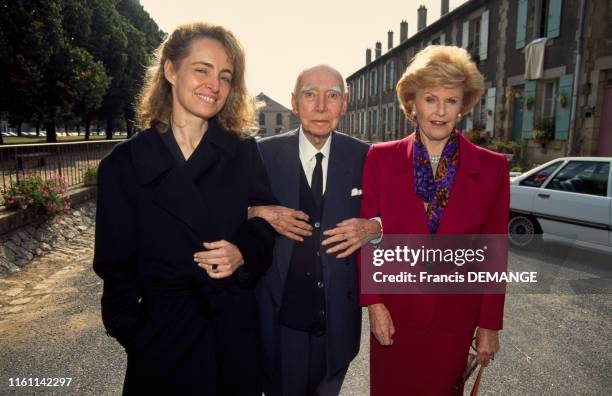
298;127;332;195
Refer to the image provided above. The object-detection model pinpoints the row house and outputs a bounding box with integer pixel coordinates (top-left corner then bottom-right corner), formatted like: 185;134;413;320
343;0;612;164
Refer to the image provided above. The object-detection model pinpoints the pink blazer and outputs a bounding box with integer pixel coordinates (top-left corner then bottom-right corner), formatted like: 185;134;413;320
360;131;509;332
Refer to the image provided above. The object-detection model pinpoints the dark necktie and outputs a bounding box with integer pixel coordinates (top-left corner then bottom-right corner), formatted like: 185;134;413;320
311;152;324;207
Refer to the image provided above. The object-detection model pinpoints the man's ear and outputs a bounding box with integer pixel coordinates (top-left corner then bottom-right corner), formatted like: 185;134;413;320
164;60;176;86
291;92;299;115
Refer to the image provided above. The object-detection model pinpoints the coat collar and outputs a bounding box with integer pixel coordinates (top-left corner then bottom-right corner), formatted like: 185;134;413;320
131;117;238;186
393;130;481;175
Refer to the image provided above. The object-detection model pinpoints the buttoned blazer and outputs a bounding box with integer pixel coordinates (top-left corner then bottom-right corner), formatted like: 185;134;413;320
93;121;276;394
256;129;369;379
360;131;509;332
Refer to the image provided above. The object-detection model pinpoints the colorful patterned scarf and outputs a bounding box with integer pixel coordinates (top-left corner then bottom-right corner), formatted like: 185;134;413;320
413;128;460;234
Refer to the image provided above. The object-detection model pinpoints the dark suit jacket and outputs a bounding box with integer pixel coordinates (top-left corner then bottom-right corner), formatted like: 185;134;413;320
360;131;509;332
255;129;369;387
93;120;276;395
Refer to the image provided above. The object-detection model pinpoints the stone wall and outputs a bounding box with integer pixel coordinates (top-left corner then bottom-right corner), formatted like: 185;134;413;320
0;201;95;275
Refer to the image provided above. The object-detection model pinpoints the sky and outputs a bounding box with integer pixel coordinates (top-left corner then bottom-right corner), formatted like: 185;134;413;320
140;0;469;109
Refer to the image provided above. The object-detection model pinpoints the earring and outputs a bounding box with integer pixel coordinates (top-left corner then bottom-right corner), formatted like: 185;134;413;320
412;110;417;117
457;113;462;120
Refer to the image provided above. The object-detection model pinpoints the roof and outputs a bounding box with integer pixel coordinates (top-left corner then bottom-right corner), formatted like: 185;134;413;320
347;0;484;80
255;93;291;113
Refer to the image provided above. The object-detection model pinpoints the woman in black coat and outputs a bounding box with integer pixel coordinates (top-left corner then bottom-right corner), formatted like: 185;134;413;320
93;22;276;395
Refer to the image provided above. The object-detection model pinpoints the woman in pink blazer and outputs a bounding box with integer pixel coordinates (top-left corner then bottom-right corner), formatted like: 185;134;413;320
360;45;509;395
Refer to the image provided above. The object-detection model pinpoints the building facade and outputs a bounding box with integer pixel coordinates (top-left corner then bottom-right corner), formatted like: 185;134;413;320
255;93;298;137
343;0;612;165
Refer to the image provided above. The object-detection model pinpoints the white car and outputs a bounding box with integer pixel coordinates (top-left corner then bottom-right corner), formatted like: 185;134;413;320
508;157;612;253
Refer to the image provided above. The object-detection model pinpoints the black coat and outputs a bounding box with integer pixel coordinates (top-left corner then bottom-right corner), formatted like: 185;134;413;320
93;119;276;395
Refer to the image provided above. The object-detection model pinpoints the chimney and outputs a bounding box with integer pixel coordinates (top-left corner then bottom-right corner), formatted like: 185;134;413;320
366;48;372;64
441;0;449;17
387;30;394;50
400;20;408;43
375;42;382;59
417;5;427;31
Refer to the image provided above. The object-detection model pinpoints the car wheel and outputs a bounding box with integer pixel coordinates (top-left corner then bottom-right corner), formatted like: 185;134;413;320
508;214;542;247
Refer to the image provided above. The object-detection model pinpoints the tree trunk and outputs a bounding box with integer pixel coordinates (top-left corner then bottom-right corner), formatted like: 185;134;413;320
77;124;81;135
85;116;91;141
105;118;113;140
17;122;22;137
126;116;134;138
45;118;57;143
35;123;40;136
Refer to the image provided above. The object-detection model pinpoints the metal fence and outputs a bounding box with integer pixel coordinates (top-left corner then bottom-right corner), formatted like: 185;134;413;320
0;140;122;201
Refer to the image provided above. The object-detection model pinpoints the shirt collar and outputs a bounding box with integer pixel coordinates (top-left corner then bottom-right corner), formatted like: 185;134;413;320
298;126;332;161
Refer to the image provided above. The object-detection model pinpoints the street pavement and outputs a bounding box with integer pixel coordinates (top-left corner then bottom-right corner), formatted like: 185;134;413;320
0;230;610;395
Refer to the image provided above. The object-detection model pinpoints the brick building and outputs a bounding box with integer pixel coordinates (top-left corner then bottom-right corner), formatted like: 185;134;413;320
255;93;298;137
343;0;612;164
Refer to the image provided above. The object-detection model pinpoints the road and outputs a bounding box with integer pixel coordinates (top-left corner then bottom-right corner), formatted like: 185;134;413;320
0;231;610;395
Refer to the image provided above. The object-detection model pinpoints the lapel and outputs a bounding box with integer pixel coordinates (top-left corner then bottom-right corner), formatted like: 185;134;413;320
321;132;353;281
384;131;482;234
131;120;237;242
436;132;482;233
386;134;430;234
321;132;351;231
272;129;300;284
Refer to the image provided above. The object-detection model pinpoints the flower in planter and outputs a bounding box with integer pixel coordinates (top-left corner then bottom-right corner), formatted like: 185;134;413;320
2;174;70;217
522;95;535;109
557;91;568;108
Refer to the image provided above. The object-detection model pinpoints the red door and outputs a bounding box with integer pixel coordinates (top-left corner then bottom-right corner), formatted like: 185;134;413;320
597;84;612;156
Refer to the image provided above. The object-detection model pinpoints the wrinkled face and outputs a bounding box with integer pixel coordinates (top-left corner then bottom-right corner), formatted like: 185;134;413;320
165;37;234;122
292;67;347;139
413;86;464;143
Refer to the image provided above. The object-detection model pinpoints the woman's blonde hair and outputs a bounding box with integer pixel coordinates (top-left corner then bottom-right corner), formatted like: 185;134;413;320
396;45;485;123
136;21;256;137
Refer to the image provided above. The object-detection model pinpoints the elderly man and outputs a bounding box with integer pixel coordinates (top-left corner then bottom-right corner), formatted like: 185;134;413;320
250;65;381;396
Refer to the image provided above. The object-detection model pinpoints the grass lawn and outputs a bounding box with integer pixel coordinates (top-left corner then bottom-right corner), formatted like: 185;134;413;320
2;135;127;145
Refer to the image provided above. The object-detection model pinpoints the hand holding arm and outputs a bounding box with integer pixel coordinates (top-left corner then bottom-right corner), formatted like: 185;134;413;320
194;240;244;279
248;205;312;242
321;218;381;258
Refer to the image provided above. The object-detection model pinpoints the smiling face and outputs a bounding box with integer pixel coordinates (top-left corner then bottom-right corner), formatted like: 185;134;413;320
164;37;234;123
413;85;464;145
292;66;347;140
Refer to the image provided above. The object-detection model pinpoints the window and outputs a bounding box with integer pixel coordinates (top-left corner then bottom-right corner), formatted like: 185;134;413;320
373;109;378;136
545;161;610;196
539;0;550;38
472;96;487;130
540;80;557;124
259;113;265;126
370;70;377;96
389;104;395;132
520;162;563;187
276;113;283;125
382;108;387;132
469;16;481;59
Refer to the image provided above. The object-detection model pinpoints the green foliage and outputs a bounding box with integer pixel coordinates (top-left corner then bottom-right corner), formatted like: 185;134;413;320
486;138;521;155
2;174;70;217
83;166;98;186
0;0;164;143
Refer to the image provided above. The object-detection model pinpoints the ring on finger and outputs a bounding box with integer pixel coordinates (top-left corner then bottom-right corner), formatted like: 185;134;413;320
211;264;219;273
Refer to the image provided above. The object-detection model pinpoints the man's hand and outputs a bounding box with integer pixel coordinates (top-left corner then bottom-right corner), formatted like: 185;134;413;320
321;218;381;258
474;327;500;366
368;303;395;346
248;205;312;242
193;240;244;279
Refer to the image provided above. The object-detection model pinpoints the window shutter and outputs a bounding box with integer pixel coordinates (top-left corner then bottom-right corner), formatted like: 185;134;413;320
441;33;446;45
516;0;528;49
555;73;573;140
485;87;496;133
462;21;469;48
480;10;489;61
547;0;563;39
522;80;536;139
